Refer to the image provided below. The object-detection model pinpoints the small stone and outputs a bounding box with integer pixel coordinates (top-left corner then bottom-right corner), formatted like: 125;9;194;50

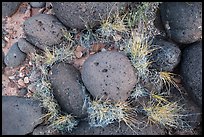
2;39;6;48
113;34;122;42
4;42;26;67
29;61;32;66
17;38;36;54
75;45;85;52
27;84;36;92
24;77;29;84
19;72;24;78
8;75;16;80
74;51;83;58
2;51;5;72
18;79;25;87
30;2;46;8
18;88;28;96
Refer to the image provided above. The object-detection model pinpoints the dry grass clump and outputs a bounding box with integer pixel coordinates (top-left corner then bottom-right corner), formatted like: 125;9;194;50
87;97;138;131
142;92;192;130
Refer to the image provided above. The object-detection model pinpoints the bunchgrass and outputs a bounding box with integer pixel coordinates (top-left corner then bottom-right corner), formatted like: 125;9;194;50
87;97;138;131
48;114;78;133
158;71;181;94
125;31;157;81
142;92;189;130
130;84;149;99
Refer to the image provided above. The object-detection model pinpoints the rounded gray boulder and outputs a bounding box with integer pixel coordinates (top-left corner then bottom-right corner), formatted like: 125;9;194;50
2;96;43;135
180;41;202;107
23;14;68;50
160;2;202;44
149;35;181;72
81;51;137;102
49;62;86;118
18;38;36;54
2;2;21;17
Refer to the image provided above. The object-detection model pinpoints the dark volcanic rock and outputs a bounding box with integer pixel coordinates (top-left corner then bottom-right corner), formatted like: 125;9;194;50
160;2;202;44
18;38;36;54
2;51;5;72
49;62;86;118
18;88;28;96
2;2;21;17
81;51;137;102
52;2;128;29
4;42;26;67
69;119;165;135
30;2;46;8
32;125;60;135
180;41;202;107
23;14;68;50
2;96;43;135
149;35;181;72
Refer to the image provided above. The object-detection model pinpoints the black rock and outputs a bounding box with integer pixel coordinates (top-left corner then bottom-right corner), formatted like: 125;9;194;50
2;51;5;72
52;2;128;29
180;41;202;107
4;42;26;67
2;96;43;135
32;125;60;135
160;2;202;44
18;38;36;54
2;2;21;17
2;38;6;48
149;36;181;72
23;14;68;50
18;88;28;96
49;63;86;118
30;2;46;8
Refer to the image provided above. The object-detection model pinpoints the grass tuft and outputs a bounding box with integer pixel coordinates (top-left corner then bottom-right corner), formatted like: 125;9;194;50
158;71;181;94
142;93;187;129
87;97;138;132
48;114;78;133
125;31;157;81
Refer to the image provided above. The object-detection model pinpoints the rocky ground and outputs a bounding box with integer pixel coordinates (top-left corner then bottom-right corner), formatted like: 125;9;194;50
2;2;202;135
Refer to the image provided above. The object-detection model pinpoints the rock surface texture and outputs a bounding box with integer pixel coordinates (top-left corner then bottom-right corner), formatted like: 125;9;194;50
49;62;86;118
52;2;128;29
150;35;181;72
23;14;68;50
180;41;202;107
18;38;36;54
2;2;21;17
160;2;202;44
81;51;137;102
2;96;43;135
30;2;46;8
4;42;26;67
